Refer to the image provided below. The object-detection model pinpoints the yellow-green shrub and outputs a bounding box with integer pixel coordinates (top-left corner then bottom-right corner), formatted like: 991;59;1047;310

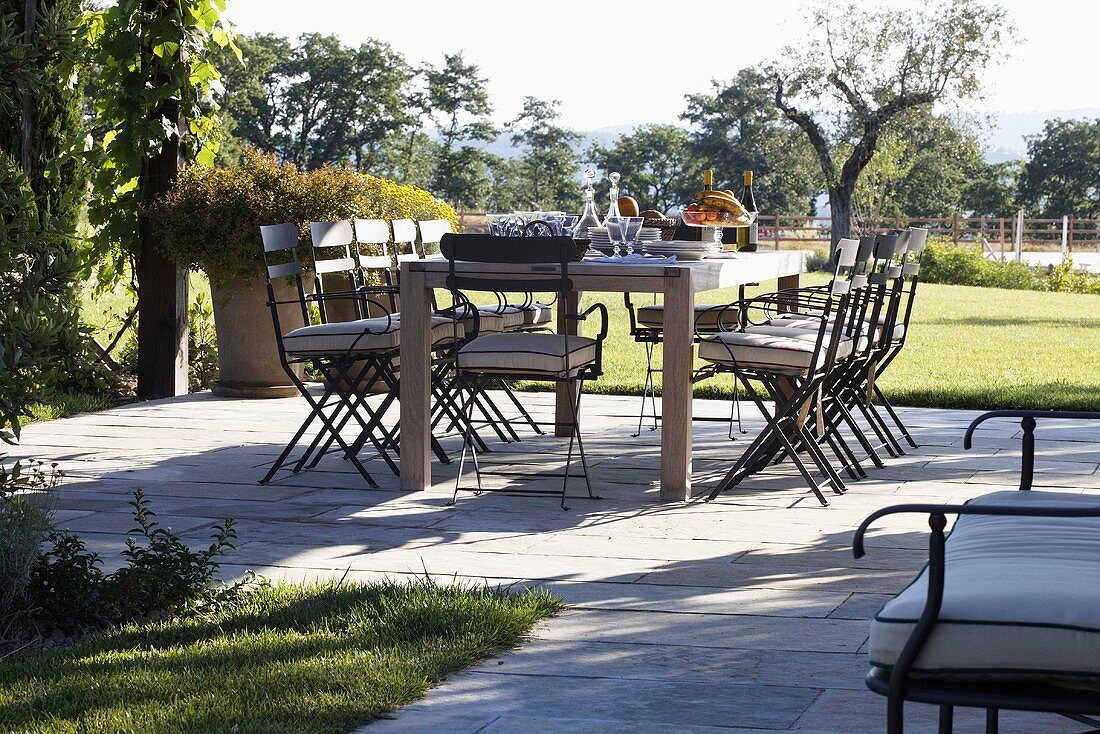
145;149;457;285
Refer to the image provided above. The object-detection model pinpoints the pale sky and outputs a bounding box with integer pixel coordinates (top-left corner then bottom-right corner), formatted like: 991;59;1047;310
224;0;1097;132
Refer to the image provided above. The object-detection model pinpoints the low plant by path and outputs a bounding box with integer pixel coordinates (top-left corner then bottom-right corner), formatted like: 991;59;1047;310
0;579;561;734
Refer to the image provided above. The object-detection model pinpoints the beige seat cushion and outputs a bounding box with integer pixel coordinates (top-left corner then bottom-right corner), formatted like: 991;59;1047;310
515;302;553;326
766;314;902;345
477;304;525;330
637;303;735;332
870;490;1100;684
747;323;866;353
458;333;597;377
284;316;457;356
698;329;853;371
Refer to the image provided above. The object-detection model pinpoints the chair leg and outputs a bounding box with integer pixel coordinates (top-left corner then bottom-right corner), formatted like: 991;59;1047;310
984;708;997;734
938;705;953;734
874;383;920;448
450;376;482;506
496;378;545;436
633;341;659;437
567;379;600;503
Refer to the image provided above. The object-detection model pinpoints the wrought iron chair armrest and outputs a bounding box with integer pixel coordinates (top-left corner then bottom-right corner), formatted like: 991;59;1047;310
964;410;1100;491
566;302;609;341
853;502;1100;559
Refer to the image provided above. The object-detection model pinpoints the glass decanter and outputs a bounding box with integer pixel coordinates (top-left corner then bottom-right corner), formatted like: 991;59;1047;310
572;168;602;240
606;171;623;220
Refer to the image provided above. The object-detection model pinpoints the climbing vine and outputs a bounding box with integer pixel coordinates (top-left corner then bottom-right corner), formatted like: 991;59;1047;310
81;0;238;289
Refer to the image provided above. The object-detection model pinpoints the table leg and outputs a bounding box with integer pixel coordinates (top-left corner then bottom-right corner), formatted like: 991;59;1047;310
660;271;692;502
555;290;582;437
399;267;431;490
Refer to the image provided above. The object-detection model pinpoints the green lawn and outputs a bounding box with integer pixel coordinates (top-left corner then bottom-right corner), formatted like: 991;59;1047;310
515;276;1100;412
0;580;560;734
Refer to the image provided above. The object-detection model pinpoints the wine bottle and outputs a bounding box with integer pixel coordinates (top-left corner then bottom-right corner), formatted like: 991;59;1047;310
736;170;759;252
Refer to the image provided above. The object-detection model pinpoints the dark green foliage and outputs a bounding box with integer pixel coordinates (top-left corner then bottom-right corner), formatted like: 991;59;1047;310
1018;118;1100;217
507;97;580;211
919;240;1042;290
187;291;218;391
682;69;820;213
588;124;699;213
20;489;255;635
962;160;1021;218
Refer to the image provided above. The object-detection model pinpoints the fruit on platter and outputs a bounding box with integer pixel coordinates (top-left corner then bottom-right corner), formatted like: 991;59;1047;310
692;189;750;217
617;196;640;217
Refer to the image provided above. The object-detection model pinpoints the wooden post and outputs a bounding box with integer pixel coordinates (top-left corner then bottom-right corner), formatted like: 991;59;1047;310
1061;215;1069;259
136;1;188;399
773;214;781;250
555;291;582;437
660;269;692;502
999;217;1005;257
1014;210;1024;263
952;214;959;245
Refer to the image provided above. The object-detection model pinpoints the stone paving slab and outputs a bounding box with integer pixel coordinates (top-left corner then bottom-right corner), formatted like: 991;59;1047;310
15;391;1096;733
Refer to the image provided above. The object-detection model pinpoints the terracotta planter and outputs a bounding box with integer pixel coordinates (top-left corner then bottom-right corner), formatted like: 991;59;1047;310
208;274;312;398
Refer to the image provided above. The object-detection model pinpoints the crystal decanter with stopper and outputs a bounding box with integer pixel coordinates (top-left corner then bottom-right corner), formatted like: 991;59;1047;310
572;169;603;240
605;171;623;219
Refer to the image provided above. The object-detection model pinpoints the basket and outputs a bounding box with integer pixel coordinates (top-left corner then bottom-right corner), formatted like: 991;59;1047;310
644;216;680;241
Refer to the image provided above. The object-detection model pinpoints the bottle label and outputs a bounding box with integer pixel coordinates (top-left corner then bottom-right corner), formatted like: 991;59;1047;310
748;222;758;245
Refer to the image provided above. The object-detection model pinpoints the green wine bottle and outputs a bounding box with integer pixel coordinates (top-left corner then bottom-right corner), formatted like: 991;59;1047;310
736;170;759;252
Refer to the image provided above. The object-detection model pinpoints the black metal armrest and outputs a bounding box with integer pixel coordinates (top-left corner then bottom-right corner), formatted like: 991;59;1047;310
963;410;1100;491
567;302;609;341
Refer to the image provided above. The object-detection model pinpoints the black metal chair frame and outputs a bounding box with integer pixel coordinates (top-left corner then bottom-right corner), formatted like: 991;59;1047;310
855;410;1100;734
622;291;750;440
439;233;608;509
259;223;403;485
700;238;864;505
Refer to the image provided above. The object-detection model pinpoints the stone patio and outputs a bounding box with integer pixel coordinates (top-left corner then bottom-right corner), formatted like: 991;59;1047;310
12;389;1100;733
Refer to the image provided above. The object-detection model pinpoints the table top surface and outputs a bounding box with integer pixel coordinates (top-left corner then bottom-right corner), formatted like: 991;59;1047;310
405;249;808;292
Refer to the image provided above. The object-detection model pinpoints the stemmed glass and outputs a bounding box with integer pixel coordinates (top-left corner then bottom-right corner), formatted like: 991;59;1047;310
622;216;644;255
605;216;625;257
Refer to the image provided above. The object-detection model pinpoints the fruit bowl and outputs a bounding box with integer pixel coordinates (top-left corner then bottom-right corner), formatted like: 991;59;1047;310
680;209;757;228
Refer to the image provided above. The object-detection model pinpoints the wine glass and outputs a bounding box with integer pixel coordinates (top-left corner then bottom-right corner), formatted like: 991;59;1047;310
605;216;625;257
623;216;644;256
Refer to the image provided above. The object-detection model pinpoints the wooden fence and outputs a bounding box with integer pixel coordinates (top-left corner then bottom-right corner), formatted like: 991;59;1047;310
454;210;1100;253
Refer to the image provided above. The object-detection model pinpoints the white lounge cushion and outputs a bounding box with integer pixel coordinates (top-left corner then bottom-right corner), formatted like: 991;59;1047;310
284;316;457;356
448;304;505;334
747;324;866;353
698;329;853;372
869;490;1100;684
457;333;597;376
637;303;736;331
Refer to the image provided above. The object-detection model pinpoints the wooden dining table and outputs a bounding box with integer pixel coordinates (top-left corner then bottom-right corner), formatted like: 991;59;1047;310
398;250;808;503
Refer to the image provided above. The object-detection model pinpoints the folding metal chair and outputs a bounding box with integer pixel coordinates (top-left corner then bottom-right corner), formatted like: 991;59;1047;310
258;223;403;485
439;234;609;509
698;238;864;505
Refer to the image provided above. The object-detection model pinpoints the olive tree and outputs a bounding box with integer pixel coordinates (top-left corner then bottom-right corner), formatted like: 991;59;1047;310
772;0;1010;244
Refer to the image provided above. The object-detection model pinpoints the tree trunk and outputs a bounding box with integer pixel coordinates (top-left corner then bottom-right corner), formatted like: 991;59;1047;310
829;184;854;247
136;1;188;399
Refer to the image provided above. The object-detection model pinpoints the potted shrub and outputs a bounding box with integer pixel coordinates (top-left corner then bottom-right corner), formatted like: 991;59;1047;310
145;150;457;397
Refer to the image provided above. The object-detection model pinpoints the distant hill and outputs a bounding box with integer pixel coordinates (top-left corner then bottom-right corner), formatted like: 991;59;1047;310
476;110;1100;164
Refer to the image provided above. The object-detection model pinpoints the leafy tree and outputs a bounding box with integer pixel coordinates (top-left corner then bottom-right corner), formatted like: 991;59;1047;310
214;33;411;172
588;124;698;213
771;0;1009;243
507;97;580;211
682;69;820;214
963;160;1021;218
852;110;986;225
1018;119;1100;217
484;154;528;212
426;53;497;208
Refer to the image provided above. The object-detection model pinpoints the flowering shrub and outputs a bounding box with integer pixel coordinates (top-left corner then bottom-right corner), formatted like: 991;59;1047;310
145;149;458;285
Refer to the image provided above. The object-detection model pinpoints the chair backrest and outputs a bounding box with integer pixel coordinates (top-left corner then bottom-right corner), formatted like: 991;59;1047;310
391;218;419;263
418;218;453;254
260;223;310;327
309;220;363;322
353;218;393;271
